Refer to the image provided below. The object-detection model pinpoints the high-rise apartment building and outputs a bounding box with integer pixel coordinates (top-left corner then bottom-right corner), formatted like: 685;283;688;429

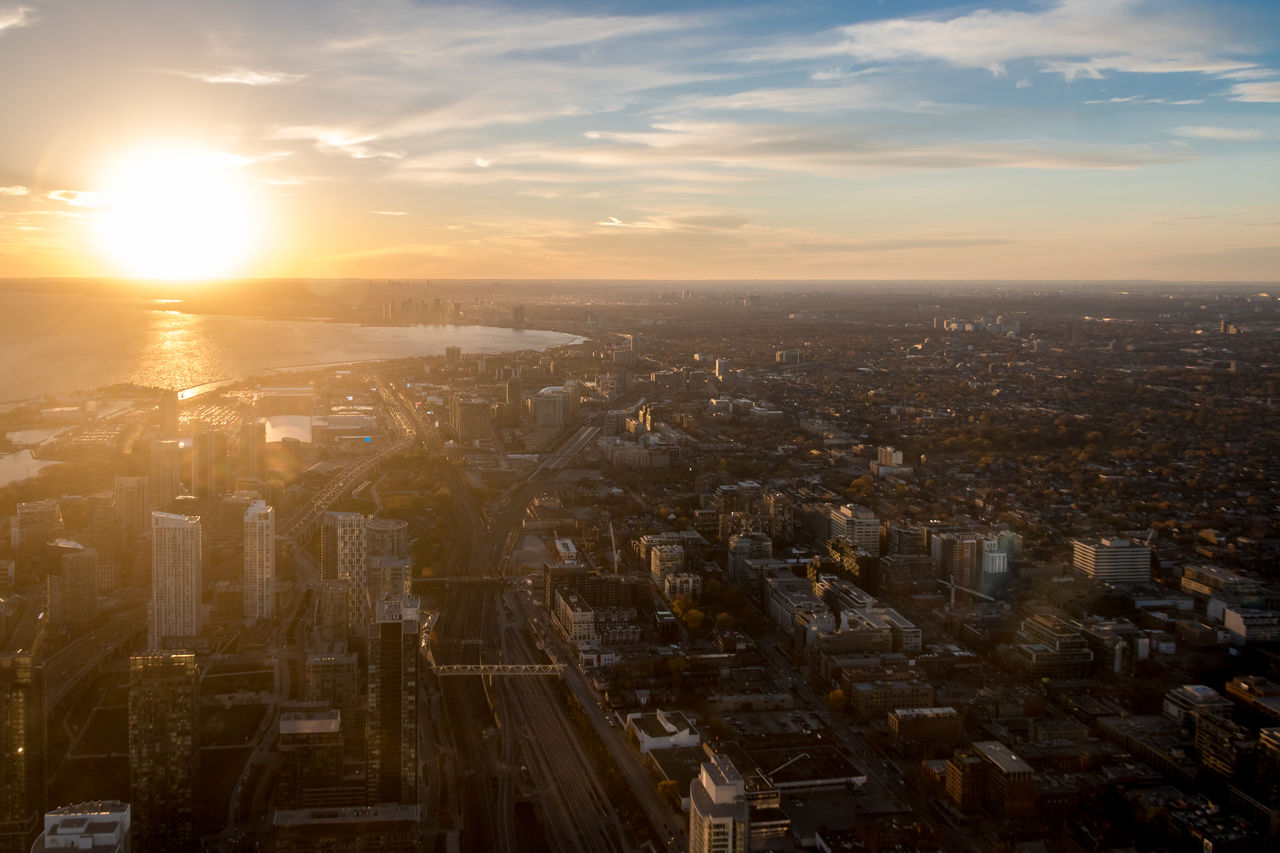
321;512;366;580
0;655;45;853
113;475;149;548
322;512;370;629
365;517;409;560
158;389;179;438
243;500;275;621
128;652;197;853
148;439;183;512
192;430;228;499
367;596;420;805
148;512;202;649
237;420;267;481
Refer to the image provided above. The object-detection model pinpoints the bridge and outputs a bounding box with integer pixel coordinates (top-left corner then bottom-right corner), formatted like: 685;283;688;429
431;664;564;676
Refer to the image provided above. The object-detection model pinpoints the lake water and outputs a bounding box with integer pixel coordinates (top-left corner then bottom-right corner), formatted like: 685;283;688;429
0;288;581;403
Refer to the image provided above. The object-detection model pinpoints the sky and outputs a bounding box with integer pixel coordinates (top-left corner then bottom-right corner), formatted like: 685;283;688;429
0;0;1277;281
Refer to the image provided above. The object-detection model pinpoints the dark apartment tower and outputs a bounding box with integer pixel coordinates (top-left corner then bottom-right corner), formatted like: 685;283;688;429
367;596;420;805
192;430;229;499
512;304;526;329
158;389;180;439
128;651;198;853
114;475;150;547
237;420;267;481
148;439;183;512
0;655;45;853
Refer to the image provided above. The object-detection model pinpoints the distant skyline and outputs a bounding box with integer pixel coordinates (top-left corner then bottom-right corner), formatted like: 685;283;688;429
1;0;1277;281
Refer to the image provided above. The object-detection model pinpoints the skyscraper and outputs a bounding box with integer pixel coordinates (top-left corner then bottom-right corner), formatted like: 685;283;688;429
113;475;149;547
158;389;180;439
128;652;197;853
243;500;275;621
192;430;228;499
322;512;370;630
47;541;98;638
148;439;182;512
148;512;202;649
0;655;44;853
237;420;266;481
367;596;420;806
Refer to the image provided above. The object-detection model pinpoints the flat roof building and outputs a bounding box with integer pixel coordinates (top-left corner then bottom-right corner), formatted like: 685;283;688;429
31;802;130;852
1072;537;1151;584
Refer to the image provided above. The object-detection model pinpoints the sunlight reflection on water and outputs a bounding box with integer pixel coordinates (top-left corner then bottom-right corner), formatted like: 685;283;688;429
0;291;580;401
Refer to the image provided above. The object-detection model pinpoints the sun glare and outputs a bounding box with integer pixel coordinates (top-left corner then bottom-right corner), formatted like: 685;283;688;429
97;147;264;280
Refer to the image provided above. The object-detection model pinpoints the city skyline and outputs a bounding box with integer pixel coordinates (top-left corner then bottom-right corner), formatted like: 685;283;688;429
0;0;1277;282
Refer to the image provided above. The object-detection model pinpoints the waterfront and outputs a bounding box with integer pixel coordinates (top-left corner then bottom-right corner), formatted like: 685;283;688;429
0;289;581;402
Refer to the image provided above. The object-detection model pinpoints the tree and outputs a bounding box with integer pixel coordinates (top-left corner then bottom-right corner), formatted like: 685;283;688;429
827;689;847;712
657;780;682;810
684;609;706;632
715;612;733;632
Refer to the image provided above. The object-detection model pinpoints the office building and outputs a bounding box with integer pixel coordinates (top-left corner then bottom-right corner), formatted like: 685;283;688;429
9;500;63;551
367;596;420;805
148;512;202;649
30;801;131;852
148;440;182;512
1163;684;1233;728
1013;613;1094;679
191;430;229;499
0;655;44;853
973;741;1037;818
243;501;275;621
46;542;98;638
828;504;879;554
449;394;492;444
278;711;345;809
689;751;749;853
237;420;266;481
1072;537;1151;584
128;652;197;853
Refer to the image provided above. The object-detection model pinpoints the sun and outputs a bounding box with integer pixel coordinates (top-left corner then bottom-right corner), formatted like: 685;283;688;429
97;146;265;280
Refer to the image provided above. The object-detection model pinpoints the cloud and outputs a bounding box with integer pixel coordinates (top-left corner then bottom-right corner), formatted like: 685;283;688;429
0;185;28;196
1016;78;1032;89
271;126;404;160
1083;95;1203;105
371;210;407;216
1228;80;1280;102
46;190;105;207
165;68;305;86
753;0;1253;81
0;6;33;34
1170;126;1263;141
1217;68;1278;81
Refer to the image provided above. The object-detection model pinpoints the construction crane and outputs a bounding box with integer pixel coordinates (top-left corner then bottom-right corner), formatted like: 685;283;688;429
942;569;998;610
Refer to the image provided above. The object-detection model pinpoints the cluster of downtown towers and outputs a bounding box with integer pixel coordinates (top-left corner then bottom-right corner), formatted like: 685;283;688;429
1;405;424;852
